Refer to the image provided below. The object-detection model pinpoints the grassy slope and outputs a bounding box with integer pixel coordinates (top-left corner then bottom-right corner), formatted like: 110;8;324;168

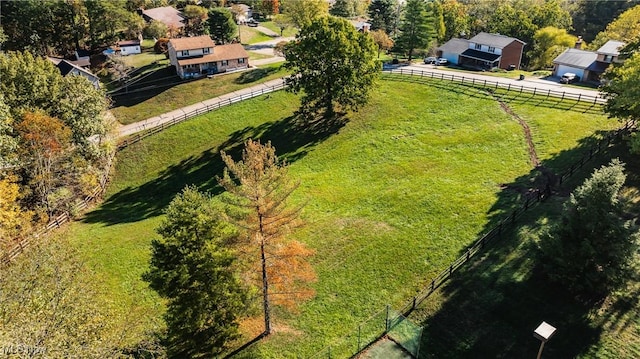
259;21;298;37
240;25;273;44
110;63;288;125
65;79;621;357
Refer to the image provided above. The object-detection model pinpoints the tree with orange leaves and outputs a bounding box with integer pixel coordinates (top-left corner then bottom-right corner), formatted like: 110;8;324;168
15;111;72;216
219;139;316;335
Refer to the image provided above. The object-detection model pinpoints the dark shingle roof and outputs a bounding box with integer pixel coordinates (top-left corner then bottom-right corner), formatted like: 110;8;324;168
469;32;525;48
553;48;598;69
142;6;185;28
460;48;501;62
438;38;469;54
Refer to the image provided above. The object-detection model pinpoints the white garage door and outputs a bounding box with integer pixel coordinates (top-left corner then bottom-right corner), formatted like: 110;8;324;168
556;65;584;80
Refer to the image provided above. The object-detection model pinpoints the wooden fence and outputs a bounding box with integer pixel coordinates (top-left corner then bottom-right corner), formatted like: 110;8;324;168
311;120;635;358
1;155;113;266
117;80;288;149
382;68;606;105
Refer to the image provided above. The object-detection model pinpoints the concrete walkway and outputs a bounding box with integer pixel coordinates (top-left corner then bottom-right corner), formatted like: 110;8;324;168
117;77;286;138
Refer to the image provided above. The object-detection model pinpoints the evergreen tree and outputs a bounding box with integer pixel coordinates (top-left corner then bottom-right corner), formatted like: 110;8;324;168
219;140;316;335
368;0;399;34
144;187;246;357
540;160;639;297
395;0;435;61
207;7;237;44
330;0;356;18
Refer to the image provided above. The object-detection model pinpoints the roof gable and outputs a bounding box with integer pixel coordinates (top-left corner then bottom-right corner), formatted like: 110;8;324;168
469;32;525;48
142;6;185;28
553;48;598;69
169;36;216;51
438;38;470;54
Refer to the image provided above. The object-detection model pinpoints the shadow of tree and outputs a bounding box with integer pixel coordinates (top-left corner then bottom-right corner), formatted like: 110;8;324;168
234;66;281;84
82;113;347;226
416;130;639;358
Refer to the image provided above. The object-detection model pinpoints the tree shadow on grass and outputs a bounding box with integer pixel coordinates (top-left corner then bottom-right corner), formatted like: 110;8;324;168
110;66;188;108
82;113;347;226
234;66;281;84
417;129;639;358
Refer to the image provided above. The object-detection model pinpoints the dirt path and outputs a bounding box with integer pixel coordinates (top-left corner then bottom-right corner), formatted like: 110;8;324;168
490;93;540;167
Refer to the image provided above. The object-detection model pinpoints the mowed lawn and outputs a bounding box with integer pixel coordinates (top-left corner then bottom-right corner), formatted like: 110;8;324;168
64;79;617;357
110;63;288;125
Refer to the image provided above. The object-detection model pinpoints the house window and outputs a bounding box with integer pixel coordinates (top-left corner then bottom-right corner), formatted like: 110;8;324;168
488;46;495;53
203;47;210;54
221;60;228;66
603;54;612;62
475;43;481;50
238;58;245;64
181;50;189;56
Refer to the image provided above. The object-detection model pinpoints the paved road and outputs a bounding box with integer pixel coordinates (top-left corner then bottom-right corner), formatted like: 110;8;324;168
402;63;603;98
117;77;287;138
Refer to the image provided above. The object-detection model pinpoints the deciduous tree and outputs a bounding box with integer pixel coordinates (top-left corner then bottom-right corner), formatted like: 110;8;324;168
183;5;209;36
0;95;18;168
144;20;169;39
16;111;73;216
370;29;394;58
219;140;316;335
395;0;435;61
144;187;247;358
441;0;469;41
590;4;640;50
0;238;124;357
539;160;639;297
273;13;292;36
208;7;237;44
280;0;328;29
602;45;640;124
529;26;576;70
571;0;639;43
284;16;379;118
0;175;32;250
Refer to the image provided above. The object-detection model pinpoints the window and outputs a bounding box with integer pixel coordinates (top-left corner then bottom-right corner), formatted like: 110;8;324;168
238;58;245;64
203;47;210;54
488;46;495;53
181;50;189;56
474;43;481;50
603;55;612;62
221;60;228;66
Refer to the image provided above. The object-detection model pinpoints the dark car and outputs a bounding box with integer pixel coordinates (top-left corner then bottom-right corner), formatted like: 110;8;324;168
247;19;259;27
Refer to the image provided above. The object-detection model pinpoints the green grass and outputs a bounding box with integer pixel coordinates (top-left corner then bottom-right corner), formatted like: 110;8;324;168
240;25;274;45
120;52;168;69
248;51;275;61
63;78;620;357
409;141;640;358
110;63;288;125
259;21;298;37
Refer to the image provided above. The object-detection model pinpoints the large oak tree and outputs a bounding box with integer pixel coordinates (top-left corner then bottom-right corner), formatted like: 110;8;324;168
284;16;379;118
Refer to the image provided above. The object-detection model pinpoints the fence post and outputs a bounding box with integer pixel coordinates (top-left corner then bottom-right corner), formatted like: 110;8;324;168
328;346;331;359
507;84;511;91
413;296;417;310
533;88;536;96
357;325;361;352
578;94;582;102
385;305;390;332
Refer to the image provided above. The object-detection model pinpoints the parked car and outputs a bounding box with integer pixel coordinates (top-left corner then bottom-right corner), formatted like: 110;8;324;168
560;72;579;84
436;58;448;65
247;19;259;27
424;56;437;64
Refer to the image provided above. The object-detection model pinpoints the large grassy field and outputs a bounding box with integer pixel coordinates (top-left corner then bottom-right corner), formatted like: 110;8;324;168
63;78;621;357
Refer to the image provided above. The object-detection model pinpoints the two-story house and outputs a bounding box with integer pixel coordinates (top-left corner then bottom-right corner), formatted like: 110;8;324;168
552;39;625;82
168;36;250;79
437;32;525;70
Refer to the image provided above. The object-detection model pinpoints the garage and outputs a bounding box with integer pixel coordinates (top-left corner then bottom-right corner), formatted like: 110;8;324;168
555;64;584;80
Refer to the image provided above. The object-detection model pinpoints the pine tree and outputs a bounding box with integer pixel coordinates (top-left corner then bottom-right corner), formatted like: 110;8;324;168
144;187;247;357
395;0;435;61
219;139;316;335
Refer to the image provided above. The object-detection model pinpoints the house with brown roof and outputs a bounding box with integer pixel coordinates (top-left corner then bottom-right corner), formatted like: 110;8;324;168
167;36;250;79
141;6;185;30
117;40;141;56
